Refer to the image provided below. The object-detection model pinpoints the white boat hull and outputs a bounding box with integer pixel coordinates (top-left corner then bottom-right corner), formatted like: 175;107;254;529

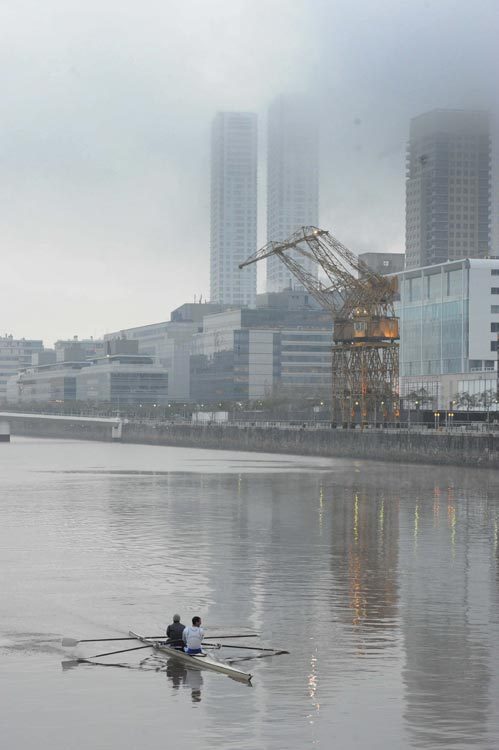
128;631;252;683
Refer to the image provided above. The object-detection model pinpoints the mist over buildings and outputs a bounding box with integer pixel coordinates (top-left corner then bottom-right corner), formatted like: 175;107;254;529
1;0;497;344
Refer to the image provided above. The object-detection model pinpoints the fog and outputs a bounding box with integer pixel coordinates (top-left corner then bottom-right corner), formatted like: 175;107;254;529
1;0;497;344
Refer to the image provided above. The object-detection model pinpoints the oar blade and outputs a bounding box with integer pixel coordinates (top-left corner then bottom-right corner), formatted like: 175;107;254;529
62;635;164;646
88;644;153;659
204;642;288;653
62;638;79;647
207;634;259;639
61;658;82;669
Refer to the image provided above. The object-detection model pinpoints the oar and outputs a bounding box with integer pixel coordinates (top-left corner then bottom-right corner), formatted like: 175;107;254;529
206;634;259;639
62;633;258;647
62;636;164;647
227;651;289;663
204;642;289;653
63;643;154;666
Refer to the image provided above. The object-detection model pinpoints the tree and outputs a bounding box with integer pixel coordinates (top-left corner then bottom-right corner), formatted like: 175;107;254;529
403;386;435;410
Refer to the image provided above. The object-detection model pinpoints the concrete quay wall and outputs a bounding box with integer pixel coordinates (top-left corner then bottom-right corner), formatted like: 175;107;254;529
6;415;499;468
125;422;499;467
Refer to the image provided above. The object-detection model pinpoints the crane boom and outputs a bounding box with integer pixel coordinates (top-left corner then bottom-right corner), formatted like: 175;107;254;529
240;226;398;320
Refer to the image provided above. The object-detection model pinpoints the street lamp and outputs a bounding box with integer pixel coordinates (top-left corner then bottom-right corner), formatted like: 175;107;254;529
493;400;499;428
434;411;440;429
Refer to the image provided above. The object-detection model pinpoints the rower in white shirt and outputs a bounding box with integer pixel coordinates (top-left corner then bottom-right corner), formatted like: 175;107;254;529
182;616;205;655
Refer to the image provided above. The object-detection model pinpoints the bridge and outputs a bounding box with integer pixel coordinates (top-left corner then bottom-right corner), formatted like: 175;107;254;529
0;412;125;442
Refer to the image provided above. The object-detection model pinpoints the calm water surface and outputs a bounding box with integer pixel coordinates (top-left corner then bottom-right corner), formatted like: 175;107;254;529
1;437;499;749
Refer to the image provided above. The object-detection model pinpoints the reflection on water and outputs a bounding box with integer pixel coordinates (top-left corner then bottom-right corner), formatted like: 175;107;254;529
166;658;188;688
402;486;495;748
1;438;499;749
150;656;205;702
185;667;204;703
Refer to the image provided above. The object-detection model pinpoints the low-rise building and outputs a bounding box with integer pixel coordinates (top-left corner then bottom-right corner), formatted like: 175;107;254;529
54;337;105;361
190;290;332;402
6;360;86;404
104;303;230;401
77;340;168;405
0;336;44;402
6;339;168;406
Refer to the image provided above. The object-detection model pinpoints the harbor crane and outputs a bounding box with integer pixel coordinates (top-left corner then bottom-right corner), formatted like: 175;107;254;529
239;226;399;425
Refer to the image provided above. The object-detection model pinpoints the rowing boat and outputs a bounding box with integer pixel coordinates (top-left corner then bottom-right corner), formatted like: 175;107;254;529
128;630;252;683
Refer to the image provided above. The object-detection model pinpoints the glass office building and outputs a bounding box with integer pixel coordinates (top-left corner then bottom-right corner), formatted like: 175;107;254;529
397;258;499;409
397;258;499;378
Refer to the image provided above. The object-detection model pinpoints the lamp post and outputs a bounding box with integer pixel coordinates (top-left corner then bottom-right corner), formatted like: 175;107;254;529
434;411;440;430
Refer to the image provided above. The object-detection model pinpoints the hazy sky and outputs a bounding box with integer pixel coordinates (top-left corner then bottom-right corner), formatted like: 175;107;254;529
1;0;497;345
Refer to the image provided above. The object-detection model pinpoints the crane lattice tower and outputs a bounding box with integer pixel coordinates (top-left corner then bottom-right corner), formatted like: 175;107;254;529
239;227;400;424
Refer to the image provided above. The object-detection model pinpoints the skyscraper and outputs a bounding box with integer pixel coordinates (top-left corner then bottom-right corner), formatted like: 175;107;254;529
266;95;319;292
405;109;491;269
492;118;499;256
210;112;257;307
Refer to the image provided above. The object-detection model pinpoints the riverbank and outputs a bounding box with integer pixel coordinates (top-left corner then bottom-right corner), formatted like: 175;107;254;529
5;414;499;468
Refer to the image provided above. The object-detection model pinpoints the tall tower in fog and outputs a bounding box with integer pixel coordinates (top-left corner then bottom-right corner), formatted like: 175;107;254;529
266;95;319;292
491;112;499;256
405;109;491;269
210;112;257;307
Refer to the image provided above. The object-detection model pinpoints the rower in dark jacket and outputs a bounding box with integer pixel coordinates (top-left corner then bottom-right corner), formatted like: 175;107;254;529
166;614;185;649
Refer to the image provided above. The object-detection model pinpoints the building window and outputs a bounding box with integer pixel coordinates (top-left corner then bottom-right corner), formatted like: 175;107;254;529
492;270;499;275
491;341;499;352
492;323;499;333
492;306;499;314
492;288;499;295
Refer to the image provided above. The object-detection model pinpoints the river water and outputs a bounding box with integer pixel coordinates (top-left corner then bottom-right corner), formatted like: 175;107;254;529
1;437;499;749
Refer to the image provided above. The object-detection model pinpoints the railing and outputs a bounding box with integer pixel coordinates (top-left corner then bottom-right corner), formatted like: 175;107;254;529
1;410;498;434
137;418;499;433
